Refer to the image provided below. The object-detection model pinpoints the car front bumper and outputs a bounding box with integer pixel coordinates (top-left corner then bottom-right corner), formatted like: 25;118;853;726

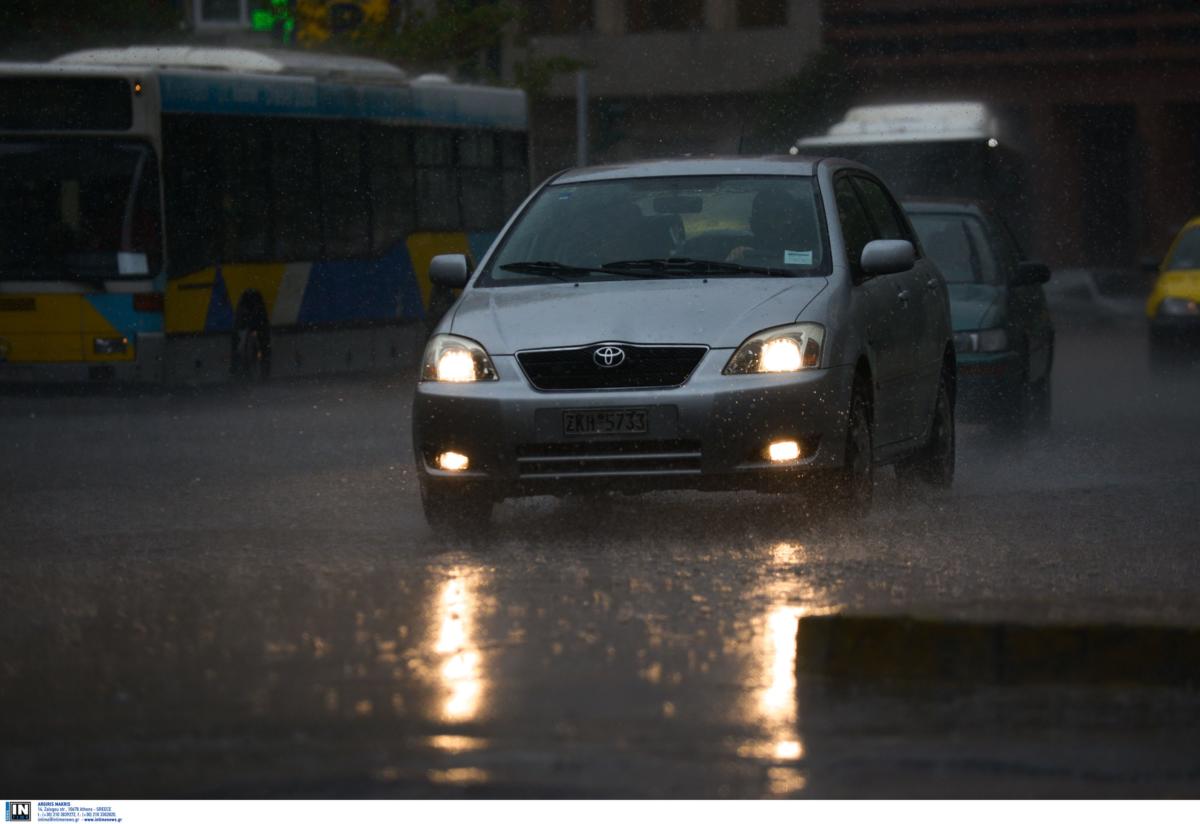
954;350;1024;423
413;352;856;499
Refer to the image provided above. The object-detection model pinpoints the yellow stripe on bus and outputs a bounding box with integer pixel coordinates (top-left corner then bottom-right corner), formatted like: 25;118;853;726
220;262;288;325
80;300;134;361
165;268;217;334
0;295;83;361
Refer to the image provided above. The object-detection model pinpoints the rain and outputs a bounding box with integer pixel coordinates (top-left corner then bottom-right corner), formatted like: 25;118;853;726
2;0;1200;802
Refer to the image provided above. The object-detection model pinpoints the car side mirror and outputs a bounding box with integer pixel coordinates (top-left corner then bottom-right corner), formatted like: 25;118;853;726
1013;260;1051;286
860;239;915;276
429;254;471;289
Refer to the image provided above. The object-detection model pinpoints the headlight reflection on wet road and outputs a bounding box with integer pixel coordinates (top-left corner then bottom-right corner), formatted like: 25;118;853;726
432;565;487;724
743;541;817;780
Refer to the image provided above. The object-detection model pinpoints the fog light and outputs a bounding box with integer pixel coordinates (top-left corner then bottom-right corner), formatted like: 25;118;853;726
767;440;801;463
436;451;470;472
93;336;128;355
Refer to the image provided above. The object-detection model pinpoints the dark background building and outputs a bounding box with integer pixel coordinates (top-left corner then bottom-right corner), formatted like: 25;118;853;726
822;0;1200;266
512;0;1200;266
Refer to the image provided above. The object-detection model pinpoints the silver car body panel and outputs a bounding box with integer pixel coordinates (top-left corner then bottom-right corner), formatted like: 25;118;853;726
414;156;953;496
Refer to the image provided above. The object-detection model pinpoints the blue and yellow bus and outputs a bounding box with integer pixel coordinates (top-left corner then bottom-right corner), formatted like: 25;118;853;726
0;46;528;383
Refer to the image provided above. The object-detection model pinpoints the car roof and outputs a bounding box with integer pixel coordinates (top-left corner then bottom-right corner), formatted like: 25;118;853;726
550;155;829;184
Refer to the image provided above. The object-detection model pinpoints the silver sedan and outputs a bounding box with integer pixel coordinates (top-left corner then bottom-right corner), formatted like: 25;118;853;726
413;157;955;532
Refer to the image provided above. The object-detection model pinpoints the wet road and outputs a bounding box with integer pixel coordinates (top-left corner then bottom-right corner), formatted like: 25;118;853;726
3;325;1200;797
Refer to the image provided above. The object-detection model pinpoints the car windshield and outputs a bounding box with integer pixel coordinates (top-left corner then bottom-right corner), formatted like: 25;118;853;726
908;212;1000;285
0;138;162;280
1165;227;1200;271
481;175;828;284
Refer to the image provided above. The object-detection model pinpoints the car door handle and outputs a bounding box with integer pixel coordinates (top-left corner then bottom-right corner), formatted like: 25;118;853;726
897;289;911;303
925;278;939;291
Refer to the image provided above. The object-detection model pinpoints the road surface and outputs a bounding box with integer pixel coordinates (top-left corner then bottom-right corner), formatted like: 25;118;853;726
3;325;1199;797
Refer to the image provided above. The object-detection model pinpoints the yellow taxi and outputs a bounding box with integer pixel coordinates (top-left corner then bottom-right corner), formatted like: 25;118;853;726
1148;217;1200;365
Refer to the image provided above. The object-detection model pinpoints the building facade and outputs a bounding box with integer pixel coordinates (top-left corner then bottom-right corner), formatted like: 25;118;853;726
506;0;825;180
809;0;1200;265
510;0;1200;266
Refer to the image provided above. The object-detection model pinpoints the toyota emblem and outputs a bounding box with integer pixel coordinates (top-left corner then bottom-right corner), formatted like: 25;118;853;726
593;345;626;368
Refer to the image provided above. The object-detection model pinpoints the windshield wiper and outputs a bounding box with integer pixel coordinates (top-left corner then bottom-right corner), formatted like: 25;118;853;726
498;260;669;280
601;257;789;277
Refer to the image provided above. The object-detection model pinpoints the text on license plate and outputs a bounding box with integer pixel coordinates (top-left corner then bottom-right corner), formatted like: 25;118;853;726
563;408;648;436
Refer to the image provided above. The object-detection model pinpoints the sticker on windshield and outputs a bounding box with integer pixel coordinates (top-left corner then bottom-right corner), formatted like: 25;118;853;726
784;250;813;265
118;252;149;276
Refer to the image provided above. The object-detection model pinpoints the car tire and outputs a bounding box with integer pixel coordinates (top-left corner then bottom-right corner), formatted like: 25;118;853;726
421;479;493;537
828;381;874;517
231;303;270;382
896;374;955;489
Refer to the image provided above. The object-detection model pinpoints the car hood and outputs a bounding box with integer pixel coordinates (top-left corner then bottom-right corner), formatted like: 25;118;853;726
448;278;829;354
948;283;1005;331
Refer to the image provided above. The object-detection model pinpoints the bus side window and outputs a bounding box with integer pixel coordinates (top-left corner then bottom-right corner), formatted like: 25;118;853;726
271;120;322;262
459;130;504;231
220;120;272;262
163;116;221;277
317;121;370;260
366;124;415;256
500;132;530;216
415;130;460;231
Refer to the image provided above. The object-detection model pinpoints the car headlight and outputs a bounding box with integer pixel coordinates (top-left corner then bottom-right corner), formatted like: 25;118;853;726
1158;296;1199;317
954;328;1008;354
724;324;824;374
421;334;498;382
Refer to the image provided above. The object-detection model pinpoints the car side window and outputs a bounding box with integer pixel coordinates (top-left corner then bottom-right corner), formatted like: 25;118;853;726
834;176;875;274
852;176;913;244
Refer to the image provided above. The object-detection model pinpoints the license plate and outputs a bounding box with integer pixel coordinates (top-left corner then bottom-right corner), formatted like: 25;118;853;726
563;407;648;436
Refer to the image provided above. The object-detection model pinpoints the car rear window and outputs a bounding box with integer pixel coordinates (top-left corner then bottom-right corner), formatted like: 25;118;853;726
908;212;1000;285
1166;227;1200;271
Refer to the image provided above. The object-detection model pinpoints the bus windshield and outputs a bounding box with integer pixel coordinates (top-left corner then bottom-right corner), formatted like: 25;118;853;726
813;141;989;200
0;138;162;281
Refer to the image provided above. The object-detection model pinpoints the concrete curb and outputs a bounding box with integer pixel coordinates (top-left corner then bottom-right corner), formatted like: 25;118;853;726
795;614;1200;686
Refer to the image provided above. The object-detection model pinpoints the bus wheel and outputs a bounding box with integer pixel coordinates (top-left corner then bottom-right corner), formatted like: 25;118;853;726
232;303;270;382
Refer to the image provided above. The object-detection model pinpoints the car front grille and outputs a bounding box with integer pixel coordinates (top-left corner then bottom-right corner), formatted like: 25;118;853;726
516;439;703;478
516;344;707;391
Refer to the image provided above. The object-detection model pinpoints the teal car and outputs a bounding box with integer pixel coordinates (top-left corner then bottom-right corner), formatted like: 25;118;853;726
904;200;1054;432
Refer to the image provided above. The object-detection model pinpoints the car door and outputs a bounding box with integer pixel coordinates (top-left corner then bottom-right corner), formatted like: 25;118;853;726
850;174;937;443
834;175;910;448
991;215;1054;386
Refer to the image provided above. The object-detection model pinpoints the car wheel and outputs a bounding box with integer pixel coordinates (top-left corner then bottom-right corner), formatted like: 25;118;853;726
896;375;955;489
231;305;270;382
421;479;493;537
829;381;874;516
